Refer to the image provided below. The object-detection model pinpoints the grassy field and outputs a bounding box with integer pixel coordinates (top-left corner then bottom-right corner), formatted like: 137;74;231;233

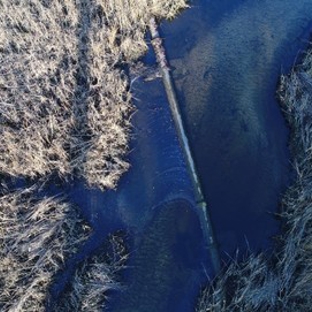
197;45;312;311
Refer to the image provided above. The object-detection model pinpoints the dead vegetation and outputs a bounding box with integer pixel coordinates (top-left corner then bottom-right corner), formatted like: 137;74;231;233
54;232;129;312
197;46;312;311
0;0;187;190
0;185;91;312
0;1;187;311
0;182;130;312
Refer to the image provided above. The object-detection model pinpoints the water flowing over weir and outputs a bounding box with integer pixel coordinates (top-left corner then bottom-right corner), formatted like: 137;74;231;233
47;0;312;310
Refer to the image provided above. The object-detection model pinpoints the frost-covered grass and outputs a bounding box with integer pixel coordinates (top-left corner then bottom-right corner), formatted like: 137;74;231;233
197;45;312;311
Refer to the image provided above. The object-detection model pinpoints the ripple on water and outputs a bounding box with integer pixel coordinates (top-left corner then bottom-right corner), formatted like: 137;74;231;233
163;0;312;255
109;199;205;312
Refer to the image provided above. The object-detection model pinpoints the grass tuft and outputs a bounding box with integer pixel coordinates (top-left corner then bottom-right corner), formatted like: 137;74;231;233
0;185;91;312
54;231;129;312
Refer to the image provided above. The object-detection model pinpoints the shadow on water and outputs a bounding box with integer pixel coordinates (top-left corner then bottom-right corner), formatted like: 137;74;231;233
46;0;312;311
161;0;312;257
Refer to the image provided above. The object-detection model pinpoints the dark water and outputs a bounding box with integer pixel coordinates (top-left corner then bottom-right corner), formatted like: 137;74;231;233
161;0;312;256
109;199;204;312
47;0;312;311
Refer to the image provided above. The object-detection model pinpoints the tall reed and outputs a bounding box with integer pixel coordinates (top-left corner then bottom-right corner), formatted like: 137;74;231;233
197;45;312;311
0;0;187;190
0;185;91;312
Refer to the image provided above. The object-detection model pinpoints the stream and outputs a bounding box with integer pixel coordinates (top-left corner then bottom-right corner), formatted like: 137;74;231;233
161;0;312;256
49;0;312;311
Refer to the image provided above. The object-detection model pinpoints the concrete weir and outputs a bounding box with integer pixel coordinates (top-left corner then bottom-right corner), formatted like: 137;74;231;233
149;17;221;274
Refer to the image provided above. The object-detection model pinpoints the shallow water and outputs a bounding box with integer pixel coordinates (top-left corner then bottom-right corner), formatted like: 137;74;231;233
108;199;204;312
161;0;312;256
47;77;206;311
48;0;312;310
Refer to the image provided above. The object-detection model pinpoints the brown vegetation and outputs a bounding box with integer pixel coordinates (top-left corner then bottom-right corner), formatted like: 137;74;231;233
0;0;187;190
54;232;129;312
197;45;312;311
0;185;91;312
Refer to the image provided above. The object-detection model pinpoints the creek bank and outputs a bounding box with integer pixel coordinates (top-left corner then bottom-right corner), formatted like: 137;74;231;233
197;41;312;312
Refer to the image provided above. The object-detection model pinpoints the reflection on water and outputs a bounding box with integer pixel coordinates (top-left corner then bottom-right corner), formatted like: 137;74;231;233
49;0;312;310
161;0;312;255
109;199;204;312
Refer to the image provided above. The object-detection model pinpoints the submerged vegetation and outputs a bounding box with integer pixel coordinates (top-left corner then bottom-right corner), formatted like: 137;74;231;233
197;45;312;311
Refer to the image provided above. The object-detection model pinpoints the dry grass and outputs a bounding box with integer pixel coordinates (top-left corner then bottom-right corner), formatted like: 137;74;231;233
0;184;91;312
54;232;129;312
0;183;130;312
0;0;187;190
0;1;188;311
0;1;77;178
197;45;312;311
196;254;282;311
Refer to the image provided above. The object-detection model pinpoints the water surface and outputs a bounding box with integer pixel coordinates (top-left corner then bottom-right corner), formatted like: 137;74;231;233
161;0;312;256
48;0;312;310
109;199;204;312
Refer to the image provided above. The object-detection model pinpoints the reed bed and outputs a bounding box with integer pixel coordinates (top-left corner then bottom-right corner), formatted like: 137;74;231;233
54;232;129;312
197;46;312;311
0;0;187;190
0;1;187;311
0;185;91;312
